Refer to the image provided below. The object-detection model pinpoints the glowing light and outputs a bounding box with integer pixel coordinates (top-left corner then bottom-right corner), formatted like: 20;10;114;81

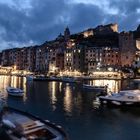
48;82;57;111
83;31;93;38
52;82;57;104
91;79;121;93
108;67;113;71
136;40;140;50
59;70;82;76
64;85;72;113
13;65;17;70
49;64;58;73
72;43;75;46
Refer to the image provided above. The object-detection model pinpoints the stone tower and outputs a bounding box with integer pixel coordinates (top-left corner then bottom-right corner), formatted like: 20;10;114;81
119;31;136;67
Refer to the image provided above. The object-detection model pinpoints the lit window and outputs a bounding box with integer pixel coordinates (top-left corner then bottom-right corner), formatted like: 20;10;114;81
72;43;75;46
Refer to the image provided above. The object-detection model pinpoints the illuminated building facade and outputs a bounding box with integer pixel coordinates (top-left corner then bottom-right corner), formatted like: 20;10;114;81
1;49;11;66
56;53;64;71
85;45;120;74
15;48;28;70
133;27;140;68
0;23;140;75
35;46;47;72
26;46;36;72
85;46;102;73
102;47;120;67
64;42;84;73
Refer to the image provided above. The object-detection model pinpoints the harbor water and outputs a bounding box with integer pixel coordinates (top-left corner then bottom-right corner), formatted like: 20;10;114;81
0;75;140;140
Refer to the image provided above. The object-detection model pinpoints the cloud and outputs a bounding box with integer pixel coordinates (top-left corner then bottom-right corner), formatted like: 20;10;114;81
0;0;139;50
106;0;140;31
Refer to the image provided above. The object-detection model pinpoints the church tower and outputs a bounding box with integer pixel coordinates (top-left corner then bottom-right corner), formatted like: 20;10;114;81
137;24;140;31
64;27;70;40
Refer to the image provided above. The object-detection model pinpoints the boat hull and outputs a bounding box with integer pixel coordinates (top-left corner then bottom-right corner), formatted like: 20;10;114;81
8;92;24;97
33;77;61;82
0;107;68;140
99;97;140;107
6;87;24;97
83;84;107;92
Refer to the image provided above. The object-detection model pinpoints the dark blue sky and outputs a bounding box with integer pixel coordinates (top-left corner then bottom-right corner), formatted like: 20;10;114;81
0;0;140;50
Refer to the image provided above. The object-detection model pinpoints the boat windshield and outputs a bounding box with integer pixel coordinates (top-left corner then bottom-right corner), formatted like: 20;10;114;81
10;89;16;91
119;91;126;96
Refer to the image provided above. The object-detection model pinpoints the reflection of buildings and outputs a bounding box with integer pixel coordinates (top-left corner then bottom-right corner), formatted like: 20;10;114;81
49;82;57;105
10;76;26;91
0;76;10;91
64;85;73;113
0;76;26;99
48;82;59;110
89;79;121;93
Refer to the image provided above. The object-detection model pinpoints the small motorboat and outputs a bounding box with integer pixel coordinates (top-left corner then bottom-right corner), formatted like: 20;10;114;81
6;87;24;97
99;89;140;106
33;75;48;81
83;84;107;91
61;77;77;83
0;106;68;140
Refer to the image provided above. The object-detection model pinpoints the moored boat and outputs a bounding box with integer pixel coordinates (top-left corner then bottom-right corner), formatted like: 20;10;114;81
33;76;61;82
61;77;77;83
83;84;107;91
6;87;24;97
33;75;48;81
0;106;68;140
99;89;140;106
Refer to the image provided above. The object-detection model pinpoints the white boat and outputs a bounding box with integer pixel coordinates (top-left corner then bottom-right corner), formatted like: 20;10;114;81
6;87;24;97
99;89;140;106
83;84;107;91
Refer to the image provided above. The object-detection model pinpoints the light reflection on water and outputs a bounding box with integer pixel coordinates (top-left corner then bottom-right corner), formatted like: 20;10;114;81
0;76;133;110
0;76;140;140
88;79;121;93
0;75;27;101
48;81;57;106
64;85;73;114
